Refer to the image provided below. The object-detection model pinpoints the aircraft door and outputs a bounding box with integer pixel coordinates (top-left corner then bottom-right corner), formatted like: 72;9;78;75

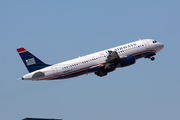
51;66;58;76
143;40;150;50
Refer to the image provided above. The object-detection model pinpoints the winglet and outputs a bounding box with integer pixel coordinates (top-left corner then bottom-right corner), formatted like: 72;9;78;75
17;47;27;53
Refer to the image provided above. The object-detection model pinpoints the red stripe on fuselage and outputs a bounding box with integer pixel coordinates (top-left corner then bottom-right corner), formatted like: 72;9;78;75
38;63;103;80
130;49;157;56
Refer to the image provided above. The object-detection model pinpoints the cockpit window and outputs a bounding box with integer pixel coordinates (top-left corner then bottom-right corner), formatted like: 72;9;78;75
152;40;157;43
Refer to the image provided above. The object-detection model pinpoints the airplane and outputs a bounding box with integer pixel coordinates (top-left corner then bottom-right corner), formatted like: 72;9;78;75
17;39;164;80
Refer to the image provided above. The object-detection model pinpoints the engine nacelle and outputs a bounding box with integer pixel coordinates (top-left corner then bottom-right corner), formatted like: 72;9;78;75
94;70;107;77
117;56;136;67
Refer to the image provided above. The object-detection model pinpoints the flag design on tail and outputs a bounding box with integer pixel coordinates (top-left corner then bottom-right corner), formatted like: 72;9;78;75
17;47;50;73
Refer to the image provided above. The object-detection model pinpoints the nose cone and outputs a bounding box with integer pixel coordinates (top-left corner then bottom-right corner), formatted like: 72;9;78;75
157;42;164;52
158;42;164;51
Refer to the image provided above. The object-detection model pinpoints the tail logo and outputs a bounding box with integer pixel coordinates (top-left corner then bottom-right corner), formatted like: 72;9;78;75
26;58;36;66
17;47;50;72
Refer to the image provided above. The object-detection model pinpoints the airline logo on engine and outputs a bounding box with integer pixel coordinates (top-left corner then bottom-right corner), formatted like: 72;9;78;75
26;58;36;66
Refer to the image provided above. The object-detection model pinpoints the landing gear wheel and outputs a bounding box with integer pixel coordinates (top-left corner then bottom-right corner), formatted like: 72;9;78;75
150;57;155;61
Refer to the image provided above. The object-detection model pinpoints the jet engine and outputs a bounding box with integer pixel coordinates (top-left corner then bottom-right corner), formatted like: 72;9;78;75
117;56;136;67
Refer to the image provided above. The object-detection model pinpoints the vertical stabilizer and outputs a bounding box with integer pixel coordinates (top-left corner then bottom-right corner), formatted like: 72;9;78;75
17;47;50;73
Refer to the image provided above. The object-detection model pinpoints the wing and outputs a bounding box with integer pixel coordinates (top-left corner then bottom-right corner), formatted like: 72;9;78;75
95;50;121;77
95;50;136;77
103;51;121;69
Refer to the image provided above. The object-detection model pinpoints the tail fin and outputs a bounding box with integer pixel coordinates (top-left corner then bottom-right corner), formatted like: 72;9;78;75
17;47;50;73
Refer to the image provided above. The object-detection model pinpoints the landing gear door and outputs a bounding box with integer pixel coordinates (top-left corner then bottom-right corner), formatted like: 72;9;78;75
143;40;150;50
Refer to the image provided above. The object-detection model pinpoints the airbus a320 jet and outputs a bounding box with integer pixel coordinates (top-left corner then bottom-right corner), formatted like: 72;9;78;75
17;39;164;80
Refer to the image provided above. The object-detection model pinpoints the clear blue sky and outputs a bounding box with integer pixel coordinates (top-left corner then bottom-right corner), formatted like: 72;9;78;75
0;1;180;120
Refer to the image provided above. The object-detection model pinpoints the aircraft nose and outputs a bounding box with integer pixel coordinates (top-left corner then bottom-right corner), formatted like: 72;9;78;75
157;42;164;52
159;42;164;50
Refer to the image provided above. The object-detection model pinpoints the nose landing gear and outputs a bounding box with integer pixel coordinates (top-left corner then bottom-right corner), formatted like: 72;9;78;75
144;52;156;61
150;57;155;61
145;56;155;61
144;57;155;61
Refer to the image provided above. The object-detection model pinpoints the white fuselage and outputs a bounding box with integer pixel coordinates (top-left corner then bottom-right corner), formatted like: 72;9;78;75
22;39;164;80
